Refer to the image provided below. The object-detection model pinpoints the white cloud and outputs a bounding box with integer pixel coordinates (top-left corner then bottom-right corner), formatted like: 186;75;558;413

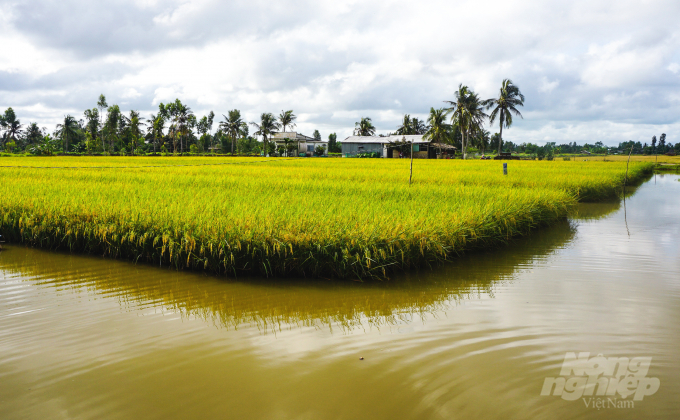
538;77;559;93
1;0;680;145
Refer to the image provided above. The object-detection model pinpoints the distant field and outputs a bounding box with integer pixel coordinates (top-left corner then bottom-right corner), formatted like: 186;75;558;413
569;154;680;163
0;157;653;279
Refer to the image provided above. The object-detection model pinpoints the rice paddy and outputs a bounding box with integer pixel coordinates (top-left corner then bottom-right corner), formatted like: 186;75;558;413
0;157;653;279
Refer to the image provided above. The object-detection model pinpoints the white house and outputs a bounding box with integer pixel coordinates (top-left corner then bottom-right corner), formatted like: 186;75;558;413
341;134;455;158
271;132;328;157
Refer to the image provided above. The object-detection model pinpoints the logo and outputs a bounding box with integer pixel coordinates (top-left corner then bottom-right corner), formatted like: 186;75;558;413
541;352;660;408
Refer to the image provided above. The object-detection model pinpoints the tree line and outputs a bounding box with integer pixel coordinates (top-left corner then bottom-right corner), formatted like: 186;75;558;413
0;97;341;156
2;79;676;157
352;79;525;159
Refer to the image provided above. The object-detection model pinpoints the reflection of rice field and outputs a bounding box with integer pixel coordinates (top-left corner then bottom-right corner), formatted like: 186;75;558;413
0;219;578;333
0;157;653;279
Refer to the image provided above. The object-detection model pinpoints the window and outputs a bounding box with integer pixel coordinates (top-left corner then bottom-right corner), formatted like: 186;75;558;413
307;145;314;152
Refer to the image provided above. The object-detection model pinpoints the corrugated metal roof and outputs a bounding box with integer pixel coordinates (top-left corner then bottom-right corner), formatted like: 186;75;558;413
271;132;315;141
343;134;432;144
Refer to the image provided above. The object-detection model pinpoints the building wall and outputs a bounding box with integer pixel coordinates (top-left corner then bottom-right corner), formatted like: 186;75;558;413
299;141;329;156
341;143;384;157
391;150;429;159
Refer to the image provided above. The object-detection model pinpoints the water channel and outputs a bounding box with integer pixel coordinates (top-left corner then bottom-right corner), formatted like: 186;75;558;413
1;174;678;419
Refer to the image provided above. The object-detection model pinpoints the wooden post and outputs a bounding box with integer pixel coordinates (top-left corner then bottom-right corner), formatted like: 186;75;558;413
624;144;633;187
409;137;414;185
503;162;508;175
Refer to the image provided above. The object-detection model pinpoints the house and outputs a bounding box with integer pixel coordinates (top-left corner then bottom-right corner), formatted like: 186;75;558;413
271;132;328;157
341;134;456;158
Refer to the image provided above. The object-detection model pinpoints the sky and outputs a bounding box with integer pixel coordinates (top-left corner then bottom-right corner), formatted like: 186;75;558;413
1;0;679;146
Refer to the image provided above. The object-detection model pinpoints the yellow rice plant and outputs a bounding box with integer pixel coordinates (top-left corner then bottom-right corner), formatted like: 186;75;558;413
0;157;653;279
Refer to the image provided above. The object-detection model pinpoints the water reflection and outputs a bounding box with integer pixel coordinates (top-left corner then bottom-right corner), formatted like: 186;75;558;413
0;221;579;334
1;177;678;420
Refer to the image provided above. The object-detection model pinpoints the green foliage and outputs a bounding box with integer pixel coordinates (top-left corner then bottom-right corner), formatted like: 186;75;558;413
355;152;380;158
537;148;546;160
354;117;376;136
314;145;326;156
328;133;341;153
485;79;525;154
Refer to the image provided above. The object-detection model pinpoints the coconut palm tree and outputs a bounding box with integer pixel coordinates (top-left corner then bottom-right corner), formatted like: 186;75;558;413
1;107;23;148
446;85;488;159
423;108;452;154
250;113;280;156
83;109;99;152
221;110;245;154
446;85;472;158
103;105;121;152
124;110;144;154
97;94;108;150
411;118;427;135
278;110;296;133
396;114;413;135
146;112;165;153
474;129;491;155
484;79;525;154
24;123;43;147
354;117;376;136
55;115;79;153
397;115;429;135
174;102;193;153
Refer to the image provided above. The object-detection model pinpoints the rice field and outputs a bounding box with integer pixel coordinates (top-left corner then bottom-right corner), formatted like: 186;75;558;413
571;154;680;163
0;157;653;279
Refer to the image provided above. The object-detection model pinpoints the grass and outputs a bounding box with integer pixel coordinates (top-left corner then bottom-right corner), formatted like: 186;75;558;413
0;157;653;280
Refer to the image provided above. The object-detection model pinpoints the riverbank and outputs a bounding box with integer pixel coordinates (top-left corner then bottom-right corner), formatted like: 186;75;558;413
0;157;653;279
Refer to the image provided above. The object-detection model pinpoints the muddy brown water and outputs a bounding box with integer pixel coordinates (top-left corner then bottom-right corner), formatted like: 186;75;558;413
1;175;678;419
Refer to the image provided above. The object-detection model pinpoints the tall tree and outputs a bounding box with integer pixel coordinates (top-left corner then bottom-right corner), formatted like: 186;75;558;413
423;107;451;154
83;108;99;152
207;110;215;149
411;118;427;134
24;123;43;146
1;108;23;147
474;129;491;155
124;110;144;154
328;133;340;153
313;129;321;141
166;100;193;152
221;110;245;154
97;94;108;151
55;115;79;153
354;117;376;136
104;105;121;152
446;85;488;159
278;110;297;133
250;113;280;156
396;115;428;135
659;133;666;152
484;79;525;154
651;135;657;153
396;114;413;135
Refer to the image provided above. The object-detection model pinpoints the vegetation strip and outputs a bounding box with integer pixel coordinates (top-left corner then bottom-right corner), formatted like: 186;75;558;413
0;157;303;169
0;157;653;280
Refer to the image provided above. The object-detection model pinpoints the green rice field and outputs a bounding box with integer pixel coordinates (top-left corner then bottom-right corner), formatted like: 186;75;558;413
0;157;653;279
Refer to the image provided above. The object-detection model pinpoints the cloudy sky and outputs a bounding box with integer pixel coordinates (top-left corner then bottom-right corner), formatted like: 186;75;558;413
1;0;679;145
